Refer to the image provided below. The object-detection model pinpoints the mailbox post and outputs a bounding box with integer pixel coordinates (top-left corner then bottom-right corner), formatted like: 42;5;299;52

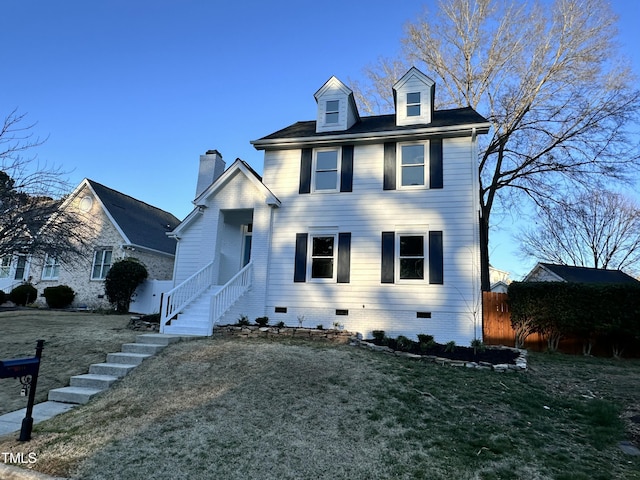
0;339;45;441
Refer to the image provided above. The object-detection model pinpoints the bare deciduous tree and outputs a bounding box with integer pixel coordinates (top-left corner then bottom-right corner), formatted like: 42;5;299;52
518;190;640;275
1;109;88;262
352;0;640;289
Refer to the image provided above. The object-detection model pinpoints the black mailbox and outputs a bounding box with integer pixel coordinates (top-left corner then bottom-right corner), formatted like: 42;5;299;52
0;357;40;379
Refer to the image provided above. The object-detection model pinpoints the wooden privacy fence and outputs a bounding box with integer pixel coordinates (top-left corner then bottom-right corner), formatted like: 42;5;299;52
482;291;546;351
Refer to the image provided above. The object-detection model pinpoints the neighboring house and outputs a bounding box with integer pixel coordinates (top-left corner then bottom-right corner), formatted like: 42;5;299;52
489;265;512;293
162;67;491;343
0;254;30;294
523;262;640;284
24;179;181;309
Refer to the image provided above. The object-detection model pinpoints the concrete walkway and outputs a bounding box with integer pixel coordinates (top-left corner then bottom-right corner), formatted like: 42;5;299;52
0;401;76;437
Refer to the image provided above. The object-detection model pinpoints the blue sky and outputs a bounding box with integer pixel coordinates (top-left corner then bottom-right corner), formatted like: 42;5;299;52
2;0;639;280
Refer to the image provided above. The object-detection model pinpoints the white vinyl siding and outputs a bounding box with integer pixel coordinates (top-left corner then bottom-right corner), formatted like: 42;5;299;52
261;137;480;342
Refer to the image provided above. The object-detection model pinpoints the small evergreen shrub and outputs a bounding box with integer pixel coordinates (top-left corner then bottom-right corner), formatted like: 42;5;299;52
372;330;386;342
276;321;285;328
396;335;417;352
10;284;38;306
43;285;75;309
316;324;324;330
104;258;148;313
255;316;269;327
237;314;250;326
0;290;6;305
417;334;434;344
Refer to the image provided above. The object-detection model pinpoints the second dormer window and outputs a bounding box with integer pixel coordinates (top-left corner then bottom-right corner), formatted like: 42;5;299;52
407;92;421;117
325;100;339;124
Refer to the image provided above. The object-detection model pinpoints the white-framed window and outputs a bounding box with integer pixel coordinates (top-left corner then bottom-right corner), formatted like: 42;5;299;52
399;143;427;188
0;256;10;278
313;148;341;192
14;255;27;280
325;100;339;124
397;233;426;281
407;92;421;117
91;249;112;280
42;255;60;280
309;233;337;281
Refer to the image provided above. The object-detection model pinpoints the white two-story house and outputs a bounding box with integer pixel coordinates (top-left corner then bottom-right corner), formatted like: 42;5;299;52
161;67;490;343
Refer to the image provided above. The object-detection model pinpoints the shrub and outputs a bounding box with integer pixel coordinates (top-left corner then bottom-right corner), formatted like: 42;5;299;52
0;290;5;305
276;321;285;328
43;285;75;309
470;338;486;355
316;324;324;330
104;258;148;313
372;330;386;342
9;284;38;306
396;335;416;352
255;316;269;327
444;341;456;353
417;334;434;344
237;314;250;326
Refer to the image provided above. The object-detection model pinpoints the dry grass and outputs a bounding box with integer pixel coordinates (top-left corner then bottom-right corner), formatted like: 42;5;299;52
0;332;639;480
0;309;138;415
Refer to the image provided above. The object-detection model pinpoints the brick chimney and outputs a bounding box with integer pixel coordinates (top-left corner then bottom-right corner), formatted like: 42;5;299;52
195;150;226;198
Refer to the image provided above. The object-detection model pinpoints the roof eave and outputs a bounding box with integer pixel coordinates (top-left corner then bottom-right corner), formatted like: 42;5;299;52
251;122;491;150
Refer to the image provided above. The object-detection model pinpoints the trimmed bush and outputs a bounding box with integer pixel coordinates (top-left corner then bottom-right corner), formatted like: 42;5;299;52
255;316;269;327
43;285;75;309
10;284;38;306
0;290;6;305
104;258;148;313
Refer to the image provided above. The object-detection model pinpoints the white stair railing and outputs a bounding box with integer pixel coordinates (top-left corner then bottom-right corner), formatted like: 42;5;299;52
208;262;253;334
160;260;216;332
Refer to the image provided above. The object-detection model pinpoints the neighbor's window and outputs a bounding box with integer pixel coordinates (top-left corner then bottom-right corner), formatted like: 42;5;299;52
399;235;424;280
325;100;339;124
0;256;10;278
310;235;335;280
407;92;421;117
42;255;60;280
14;256;27;280
314;148;340;191
91;249;112;280
400;143;426;187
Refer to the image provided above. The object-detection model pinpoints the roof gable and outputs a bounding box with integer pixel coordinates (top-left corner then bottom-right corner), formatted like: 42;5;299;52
82;179;180;255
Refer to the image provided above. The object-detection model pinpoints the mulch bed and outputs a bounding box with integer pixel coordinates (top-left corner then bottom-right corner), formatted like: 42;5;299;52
366;338;520;365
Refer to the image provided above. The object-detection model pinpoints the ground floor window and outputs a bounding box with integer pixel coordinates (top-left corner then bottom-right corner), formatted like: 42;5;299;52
0;256;10;278
91;249;112;280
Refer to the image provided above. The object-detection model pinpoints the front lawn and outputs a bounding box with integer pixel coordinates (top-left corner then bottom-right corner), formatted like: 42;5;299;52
0;331;638;479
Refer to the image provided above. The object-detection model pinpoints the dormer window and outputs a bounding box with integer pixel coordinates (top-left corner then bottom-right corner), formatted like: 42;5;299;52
325;100;339;124
407;93;421;117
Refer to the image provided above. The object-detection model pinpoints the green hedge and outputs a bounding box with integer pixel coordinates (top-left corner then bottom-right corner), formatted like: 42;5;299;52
508;282;640;356
43;285;75;309
9;284;38;306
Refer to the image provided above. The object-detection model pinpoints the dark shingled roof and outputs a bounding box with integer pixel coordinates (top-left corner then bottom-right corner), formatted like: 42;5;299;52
255;107;489;142
540;263;640;284
87;179;181;255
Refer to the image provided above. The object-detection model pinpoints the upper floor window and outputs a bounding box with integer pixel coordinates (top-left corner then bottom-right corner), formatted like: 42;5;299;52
91;249;112;280
407;92;421;117
400;143;426;187
42;255;60;280
325;100;339;124
313;148;340;192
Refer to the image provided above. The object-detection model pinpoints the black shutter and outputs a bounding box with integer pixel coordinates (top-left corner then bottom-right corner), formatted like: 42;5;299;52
429;231;443;284
294;233;308;282
381;231;395;283
337;233;351;283
383;142;396;190
430;139;443;189
299;148;312;194
340;145;354;192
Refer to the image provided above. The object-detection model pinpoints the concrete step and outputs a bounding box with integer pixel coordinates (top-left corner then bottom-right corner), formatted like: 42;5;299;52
70;373;118;390
136;334;186;346
162;323;210;336
106;352;151;365
121;342;166;355
48;386;104;405
89;362;137;378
